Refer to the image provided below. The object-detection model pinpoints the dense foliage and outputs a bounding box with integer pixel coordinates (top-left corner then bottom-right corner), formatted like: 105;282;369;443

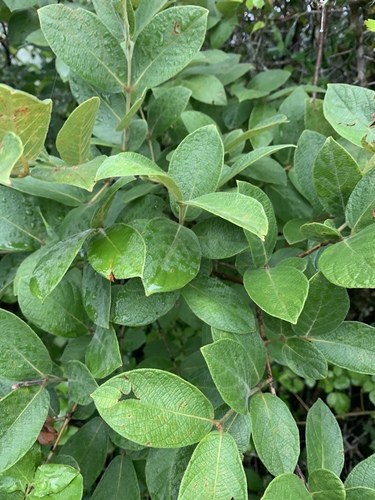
0;0;375;498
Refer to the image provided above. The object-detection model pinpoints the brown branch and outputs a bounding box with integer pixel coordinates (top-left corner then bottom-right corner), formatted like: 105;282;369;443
312;2;328;103
297;241;329;258
45;402;78;463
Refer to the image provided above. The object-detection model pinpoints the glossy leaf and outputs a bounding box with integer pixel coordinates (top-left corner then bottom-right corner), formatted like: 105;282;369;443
346;168;375;233
262;473;310;499
145;448;180;500
244;266;309;324
308;469;345;500
282;338;328;379
182;275;256;334
319;225;375;288
86;325;122;379
0;386;49;473
132;6;208;90
201;339;252;414
87;224;145;280
178;432;247;500
306;398;344;476
30;230;92;302
56;97;99;166
142;218;201;294
29;464;83;500
345;454;375;489
0;132;23;185
292;272;350;336
111;279;178;326
66;360;98;405
39;5;127;92
185;192;268;241
148;87;191;138
250;393;300;476
82;263;111;329
0;309;52;381
310;322;375;374
92;455;140;500
91;369;214;447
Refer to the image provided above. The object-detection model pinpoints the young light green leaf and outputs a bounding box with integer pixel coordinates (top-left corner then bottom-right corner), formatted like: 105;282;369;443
319;225;375;288
92;455;140;500
96;152;183;201
178;432;247;500
201;339;252;414
308;469;345;500
244;266;309;324
39;5;127;92
142;218;201;295
346;168;375;233
169;125;223;221
148;87;191;138
87;224;145;280
30;230;92;302
182;275;256;334
250;393;300;476
185;192;268;241
29;464;83;500
82;263;111;329
262;473;311;499
292;272;349;336
282;338;328;380
31;155;106;192
91;369;214;447
300;222;342;242
345;454;375;489
56;97;100;166
310;321;375;374
0;84;52;166
182;74;227;105
59;417;108;489
132;6;208;90
86;325;122;379
306;398;344;476
66;360;98;406
116;88;148;132
0;132;23;185
249;102;278;148
0;309;52;381
313;137;362;216
0;386;49;473
181;110;218;133
323;84;375;147
111;279;178;326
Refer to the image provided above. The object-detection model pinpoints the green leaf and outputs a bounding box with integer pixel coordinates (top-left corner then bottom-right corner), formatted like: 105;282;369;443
30;230;92;302
282;338;328;379
250;393;300;476
145;448;180;500
306;398;344;476
323;84;375;147
319;225;375;288
300;221;342;242
182;275;256;334
0;444;40;494
244;266;309;324
92;455;140;500
248;103;277;148
178;432;247;500
248;69;291;94
38;5;127;92
134;0;170;38
132;6;208;90
169;125;223;221
111;278;178;326
0;309;52;381
313;138;362;216
91;369;214;447
82;263;111;329
283;218;309;245
181;110;218;133
192;216;248;259
87;223;145;280
310;321;375;374
142;218;201;294
66;360;98;405
346;487;375;500
86;325;122;379
185;192;268;241
148;87;191;138
92;0;124;39
31;156;106;192
59;417;108;489
201;339;252;414
308;469;345;500
219;144;294;186
116;88;147;132
29;464;83;499
346;168;375;233
0;84;52;166
262;473;311;499
96;152;182;201
292;272;349;336
345;454;375;489
0;186;44;252
182;74;227;105
0;132;23;185
0;386;49;473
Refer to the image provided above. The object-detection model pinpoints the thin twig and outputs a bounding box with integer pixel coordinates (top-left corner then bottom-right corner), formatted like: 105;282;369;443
45;402;78;463
156;320;179;375
256;306;276;396
297;241;329;258
312;1;328;104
